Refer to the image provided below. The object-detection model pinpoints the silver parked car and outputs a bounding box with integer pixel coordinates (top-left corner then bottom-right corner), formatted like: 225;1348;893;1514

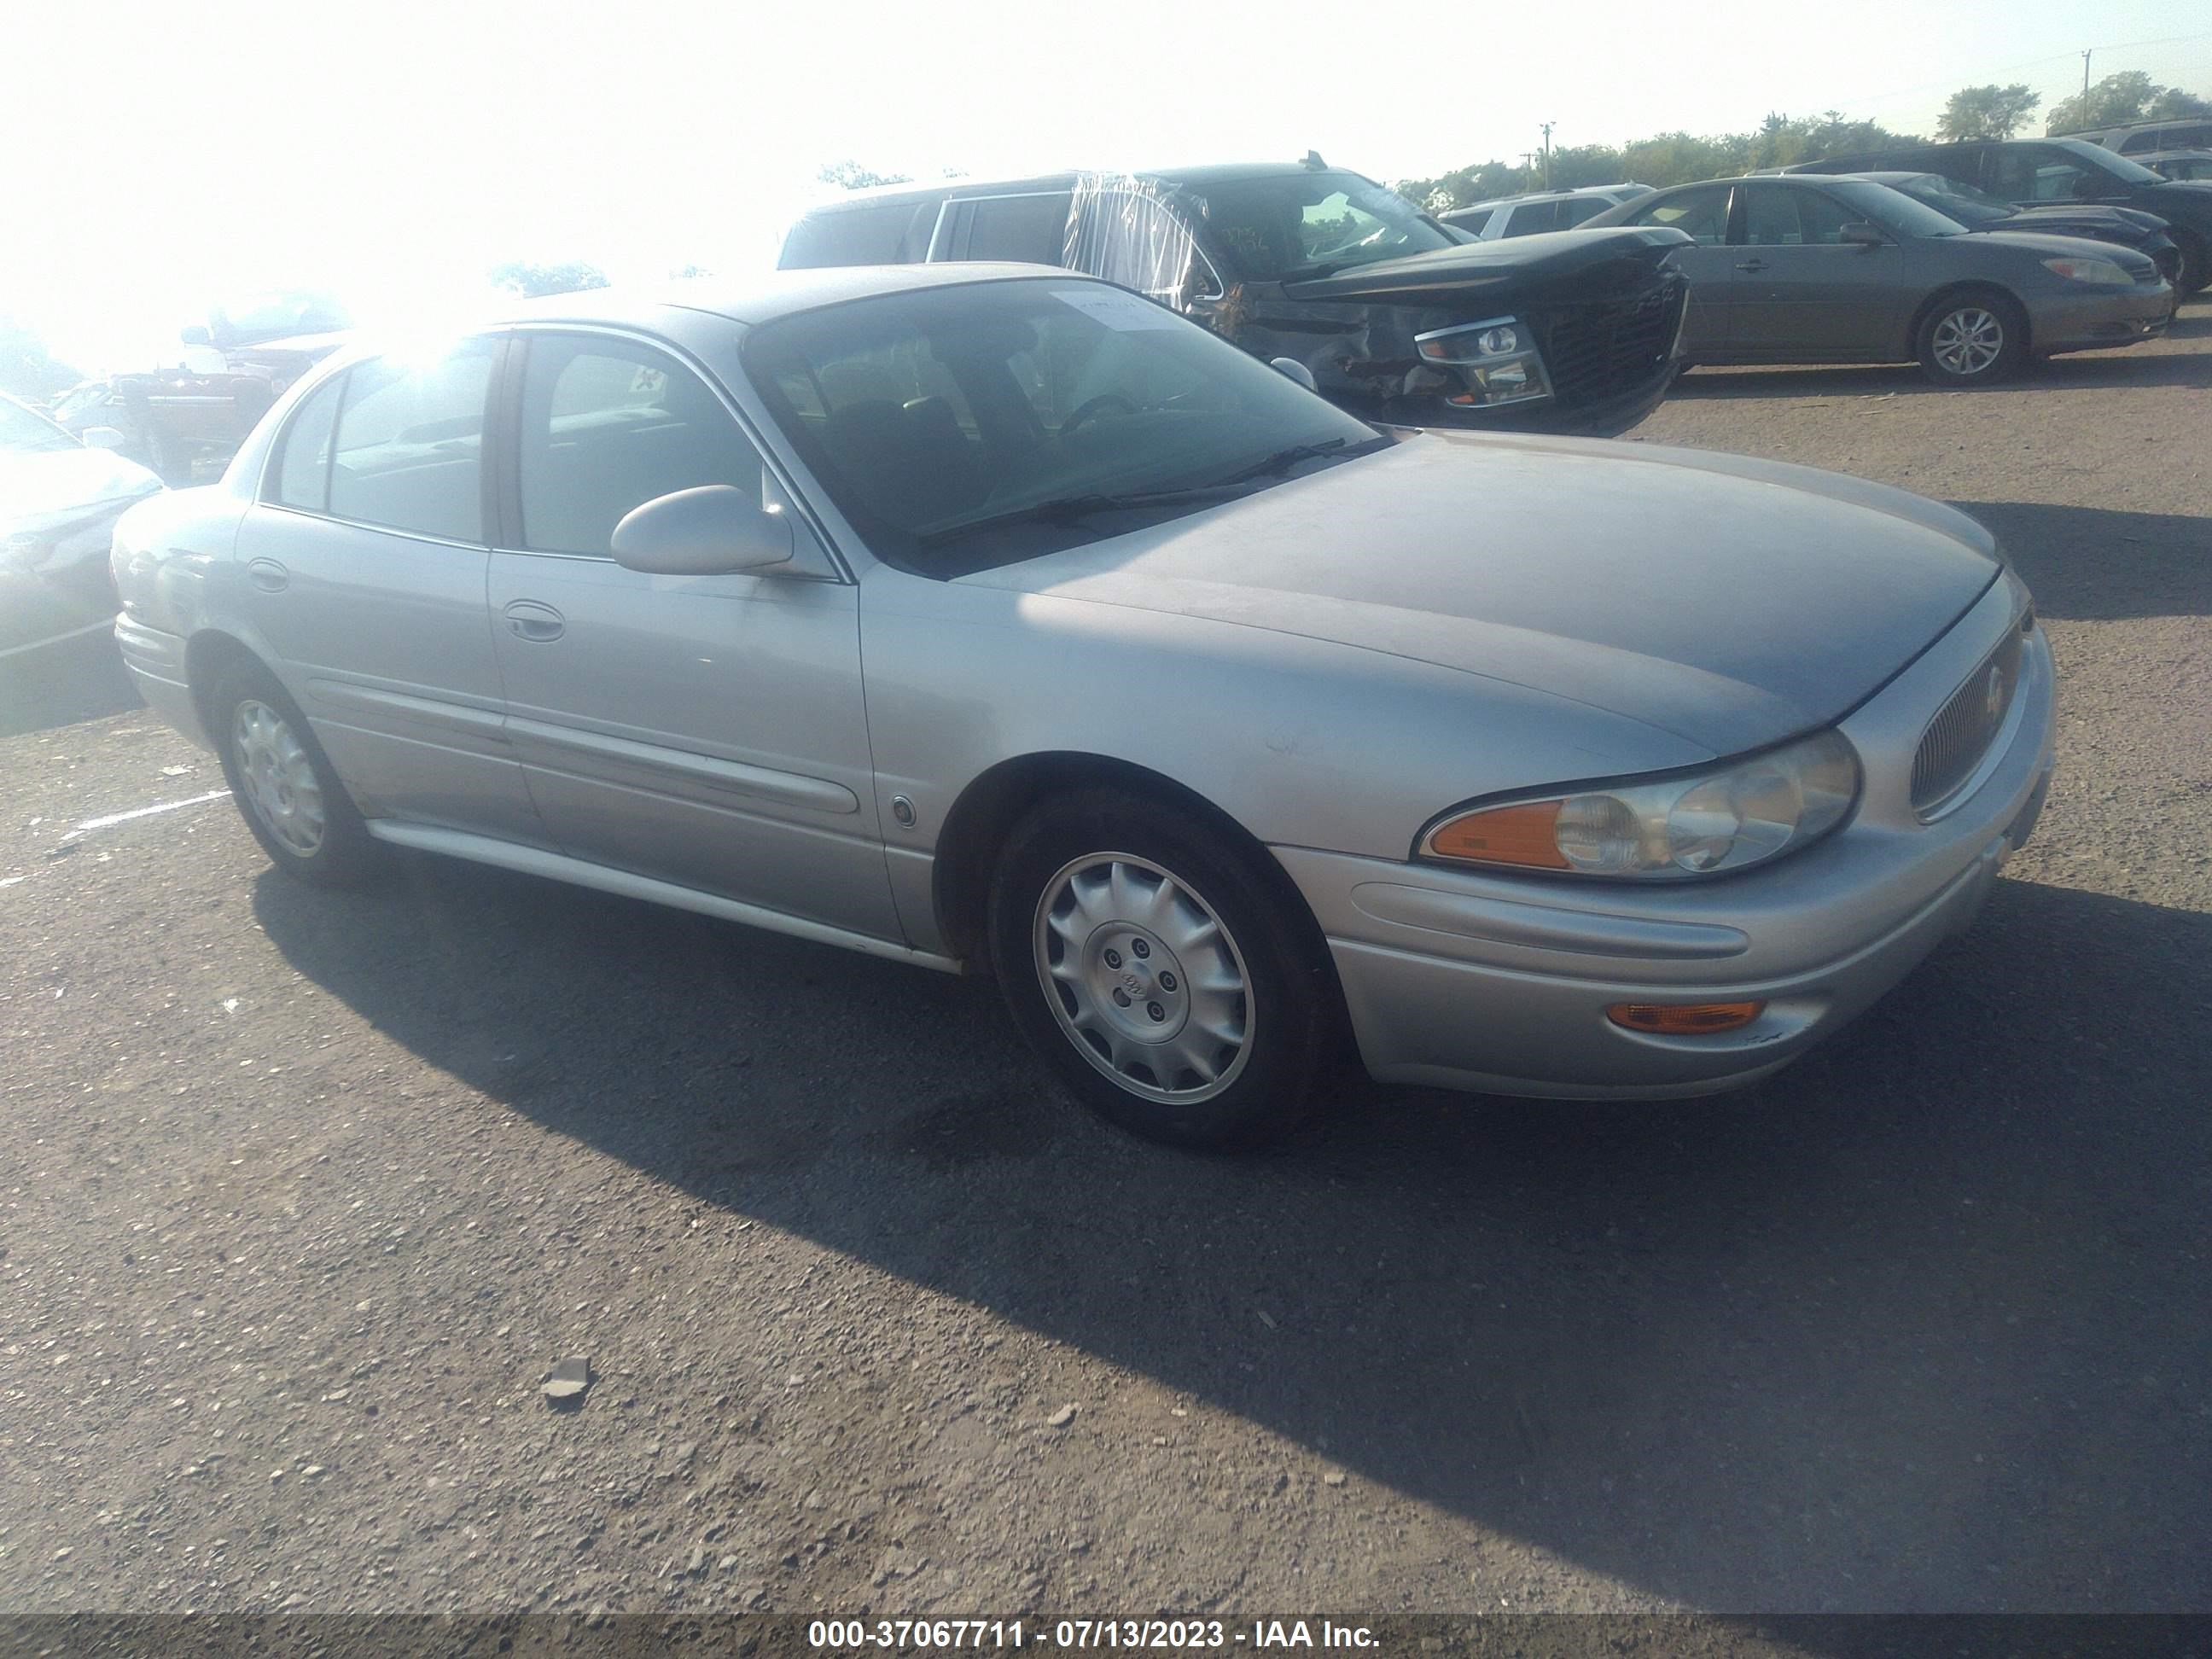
113;265;2056;1148
1584;174;2174;383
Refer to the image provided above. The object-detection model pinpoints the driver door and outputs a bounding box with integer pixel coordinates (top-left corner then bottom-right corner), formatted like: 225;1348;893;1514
485;329;899;941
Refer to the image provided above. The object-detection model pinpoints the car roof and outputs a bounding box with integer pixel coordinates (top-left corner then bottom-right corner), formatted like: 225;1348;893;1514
1460;184;1636;211
481;264;1088;330
799;160;1371;215
2137;148;2212;161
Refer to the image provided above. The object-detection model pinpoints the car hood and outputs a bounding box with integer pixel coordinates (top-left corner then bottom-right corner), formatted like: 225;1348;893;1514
1278;225;1693;302
0;444;164;537
957;433;2001;757
1989;205;2155;236
1969;229;2160;270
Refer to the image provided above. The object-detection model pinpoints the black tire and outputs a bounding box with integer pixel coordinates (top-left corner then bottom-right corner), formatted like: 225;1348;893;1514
207;657;381;887
1915;291;2028;387
986;787;1344;1150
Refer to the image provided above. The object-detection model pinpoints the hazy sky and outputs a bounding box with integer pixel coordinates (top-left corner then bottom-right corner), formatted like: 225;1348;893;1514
6;0;2207;372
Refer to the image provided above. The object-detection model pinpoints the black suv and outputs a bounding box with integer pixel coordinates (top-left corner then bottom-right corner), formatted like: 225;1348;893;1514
777;161;1692;437
1790;138;2212;292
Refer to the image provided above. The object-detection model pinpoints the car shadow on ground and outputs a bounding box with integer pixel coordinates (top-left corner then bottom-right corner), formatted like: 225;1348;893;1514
1951;501;2212;622
1673;341;2212;401
0;631;144;739
253;851;2212;1614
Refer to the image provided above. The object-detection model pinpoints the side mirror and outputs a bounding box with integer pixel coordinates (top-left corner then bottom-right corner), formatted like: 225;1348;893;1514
1269;357;1319;393
1840;222;1887;247
179;323;213;346
80;426;128;451
611;485;795;576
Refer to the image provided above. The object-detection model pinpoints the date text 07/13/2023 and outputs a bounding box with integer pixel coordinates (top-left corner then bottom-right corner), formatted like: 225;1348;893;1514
806;1619;1380;1650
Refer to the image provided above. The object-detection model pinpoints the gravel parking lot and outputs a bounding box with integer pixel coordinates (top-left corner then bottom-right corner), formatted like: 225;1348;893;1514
3;301;2208;1620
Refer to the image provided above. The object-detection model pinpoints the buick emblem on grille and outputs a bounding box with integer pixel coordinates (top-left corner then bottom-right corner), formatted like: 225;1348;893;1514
1982;663;2006;723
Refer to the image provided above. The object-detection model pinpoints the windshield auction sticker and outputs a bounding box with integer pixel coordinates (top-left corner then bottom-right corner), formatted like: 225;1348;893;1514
1051;288;1182;330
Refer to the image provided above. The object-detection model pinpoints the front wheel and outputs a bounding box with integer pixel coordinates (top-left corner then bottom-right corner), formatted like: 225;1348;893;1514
987;789;1343;1150
208;658;381;886
1916;293;2026;386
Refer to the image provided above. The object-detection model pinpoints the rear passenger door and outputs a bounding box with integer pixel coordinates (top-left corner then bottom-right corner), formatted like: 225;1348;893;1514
1620;183;1738;352
233;340;545;840
484;329;899;940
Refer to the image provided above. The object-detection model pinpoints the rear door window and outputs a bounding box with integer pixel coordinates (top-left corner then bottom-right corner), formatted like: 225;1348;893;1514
1501;200;1560;236
958;193;1074;263
1629;184;1732;244
1558;195;1610;227
327;341;495;542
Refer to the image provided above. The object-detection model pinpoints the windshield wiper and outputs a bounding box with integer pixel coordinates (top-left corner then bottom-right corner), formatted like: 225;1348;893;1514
918;484;1251;544
1213;436;1354;486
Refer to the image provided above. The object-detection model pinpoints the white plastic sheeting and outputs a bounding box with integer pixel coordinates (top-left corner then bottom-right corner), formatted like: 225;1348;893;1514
1062;173;1206;309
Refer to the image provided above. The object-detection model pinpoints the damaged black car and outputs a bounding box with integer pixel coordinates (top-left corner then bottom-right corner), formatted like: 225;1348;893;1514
777;160;1693;437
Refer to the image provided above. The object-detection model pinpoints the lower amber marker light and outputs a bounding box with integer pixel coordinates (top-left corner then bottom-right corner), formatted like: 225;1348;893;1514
1607;1000;1766;1035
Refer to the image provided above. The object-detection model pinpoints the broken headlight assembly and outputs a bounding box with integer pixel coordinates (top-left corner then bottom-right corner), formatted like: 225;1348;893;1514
1413;316;1552;407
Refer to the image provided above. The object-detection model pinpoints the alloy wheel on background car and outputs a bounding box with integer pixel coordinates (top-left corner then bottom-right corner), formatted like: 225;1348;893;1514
1930;307;2005;378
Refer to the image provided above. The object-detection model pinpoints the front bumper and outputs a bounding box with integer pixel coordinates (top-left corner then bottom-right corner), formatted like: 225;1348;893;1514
2032;282;2176;354
1278;577;2056;1099
1391;358;1683;439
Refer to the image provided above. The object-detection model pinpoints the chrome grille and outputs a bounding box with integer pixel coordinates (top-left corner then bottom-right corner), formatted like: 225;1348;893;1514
1912;626;2024;814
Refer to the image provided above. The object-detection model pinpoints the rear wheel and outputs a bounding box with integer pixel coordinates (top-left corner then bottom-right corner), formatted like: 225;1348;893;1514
208;658;381;886
1916;292;2027;387
987;789;1342;1150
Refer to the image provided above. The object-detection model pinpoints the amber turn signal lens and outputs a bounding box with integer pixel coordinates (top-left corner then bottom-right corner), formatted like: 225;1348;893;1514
1607;1000;1767;1035
1427;800;1569;869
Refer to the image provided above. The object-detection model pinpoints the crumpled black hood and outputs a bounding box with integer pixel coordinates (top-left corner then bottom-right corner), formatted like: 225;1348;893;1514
1278;225;1693;302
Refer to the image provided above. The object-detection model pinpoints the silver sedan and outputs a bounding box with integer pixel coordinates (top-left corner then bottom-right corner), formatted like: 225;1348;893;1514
112;265;2056;1147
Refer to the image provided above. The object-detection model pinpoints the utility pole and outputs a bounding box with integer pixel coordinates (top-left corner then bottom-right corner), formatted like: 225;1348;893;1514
1540;121;1555;190
1518;152;1540;189
2081;49;2092;99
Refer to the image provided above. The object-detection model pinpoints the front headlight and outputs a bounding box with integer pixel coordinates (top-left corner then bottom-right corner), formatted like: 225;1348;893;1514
1422;729;1861;880
2041;255;2133;286
1414;316;1552;406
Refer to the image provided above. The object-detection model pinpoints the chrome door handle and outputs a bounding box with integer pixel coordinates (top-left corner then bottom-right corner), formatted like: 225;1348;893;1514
1734;259;1769;272
503;599;565;642
246;557;289;592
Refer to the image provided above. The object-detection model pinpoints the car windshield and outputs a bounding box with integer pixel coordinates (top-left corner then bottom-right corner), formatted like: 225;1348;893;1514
0;398;79;454
2053;139;2161;185
745;276;1388;579
1827;178;1972;238
1173;171;1457;281
1891;173;2015;224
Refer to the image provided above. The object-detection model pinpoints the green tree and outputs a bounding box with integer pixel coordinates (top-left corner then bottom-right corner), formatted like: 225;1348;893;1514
817;160;911;190
2146;86;2212;120
1937;84;2040;141
489;260;611;298
2047;70;2163;134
